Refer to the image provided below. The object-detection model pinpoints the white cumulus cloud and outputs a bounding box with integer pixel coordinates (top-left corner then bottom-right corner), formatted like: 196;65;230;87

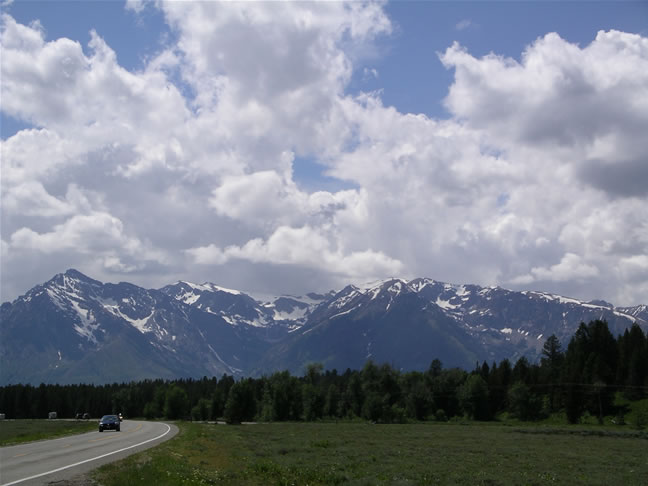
1;4;646;307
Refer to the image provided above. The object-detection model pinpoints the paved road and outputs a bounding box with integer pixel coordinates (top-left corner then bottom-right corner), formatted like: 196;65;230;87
0;420;178;486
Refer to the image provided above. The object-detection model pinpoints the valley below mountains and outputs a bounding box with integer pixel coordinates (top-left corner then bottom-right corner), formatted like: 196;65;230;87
1;269;646;385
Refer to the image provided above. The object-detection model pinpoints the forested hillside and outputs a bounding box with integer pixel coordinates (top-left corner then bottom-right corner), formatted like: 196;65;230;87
1;320;646;426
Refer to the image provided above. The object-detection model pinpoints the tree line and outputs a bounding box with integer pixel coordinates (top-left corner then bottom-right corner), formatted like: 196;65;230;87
1;320;646;425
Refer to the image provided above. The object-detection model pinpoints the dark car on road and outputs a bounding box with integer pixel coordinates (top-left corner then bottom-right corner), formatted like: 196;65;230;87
99;414;121;432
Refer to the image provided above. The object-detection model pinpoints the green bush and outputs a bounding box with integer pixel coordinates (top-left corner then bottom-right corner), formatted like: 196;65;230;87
435;409;448;422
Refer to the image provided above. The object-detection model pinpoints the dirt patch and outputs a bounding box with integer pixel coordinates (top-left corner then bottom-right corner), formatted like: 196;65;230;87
46;472;100;486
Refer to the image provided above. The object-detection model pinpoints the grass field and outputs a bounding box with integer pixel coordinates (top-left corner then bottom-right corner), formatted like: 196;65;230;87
0;419;98;446
93;421;648;486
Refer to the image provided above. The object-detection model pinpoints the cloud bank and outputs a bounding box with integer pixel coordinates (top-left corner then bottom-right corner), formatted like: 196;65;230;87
1;3;647;306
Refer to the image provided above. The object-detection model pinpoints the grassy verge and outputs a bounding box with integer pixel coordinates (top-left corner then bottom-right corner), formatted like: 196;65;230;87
94;421;648;485
0;419;98;446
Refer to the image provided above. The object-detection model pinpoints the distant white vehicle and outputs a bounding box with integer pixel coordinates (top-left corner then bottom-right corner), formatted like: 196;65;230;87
48;412;57;419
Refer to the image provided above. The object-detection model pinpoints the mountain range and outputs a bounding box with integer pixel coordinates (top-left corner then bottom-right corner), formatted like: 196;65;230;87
1;269;646;385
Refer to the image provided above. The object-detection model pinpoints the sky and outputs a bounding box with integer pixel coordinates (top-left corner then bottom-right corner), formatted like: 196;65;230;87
1;0;647;306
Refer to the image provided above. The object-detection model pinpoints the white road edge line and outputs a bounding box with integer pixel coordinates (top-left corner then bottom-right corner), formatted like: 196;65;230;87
1;423;172;486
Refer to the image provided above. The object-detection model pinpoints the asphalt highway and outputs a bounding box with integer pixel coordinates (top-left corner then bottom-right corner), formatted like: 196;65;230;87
0;420;178;486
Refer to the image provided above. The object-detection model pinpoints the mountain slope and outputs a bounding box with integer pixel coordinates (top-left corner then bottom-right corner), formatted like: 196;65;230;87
256;280;483;374
0;270;272;384
1;271;645;384
255;277;647;374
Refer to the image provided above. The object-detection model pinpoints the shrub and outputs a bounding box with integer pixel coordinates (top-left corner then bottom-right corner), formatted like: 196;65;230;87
435;409;448;422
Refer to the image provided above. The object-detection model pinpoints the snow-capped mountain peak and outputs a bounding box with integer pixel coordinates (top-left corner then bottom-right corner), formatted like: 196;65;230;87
180;281;242;296
2;270;646;385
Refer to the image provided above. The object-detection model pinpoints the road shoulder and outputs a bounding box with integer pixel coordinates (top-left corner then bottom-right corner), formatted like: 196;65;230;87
2;422;178;486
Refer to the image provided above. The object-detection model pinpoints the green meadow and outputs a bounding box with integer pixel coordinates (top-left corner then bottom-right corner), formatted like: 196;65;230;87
0;419;97;446
94;421;648;486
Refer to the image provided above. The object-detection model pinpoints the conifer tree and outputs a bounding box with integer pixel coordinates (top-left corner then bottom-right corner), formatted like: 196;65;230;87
540;334;564;412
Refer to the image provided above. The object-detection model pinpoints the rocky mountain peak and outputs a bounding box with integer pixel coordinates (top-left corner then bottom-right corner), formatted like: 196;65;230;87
2;272;646;385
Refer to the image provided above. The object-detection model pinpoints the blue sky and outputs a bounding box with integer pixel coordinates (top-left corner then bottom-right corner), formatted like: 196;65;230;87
374;1;648;117
2;1;647;306
5;1;646;135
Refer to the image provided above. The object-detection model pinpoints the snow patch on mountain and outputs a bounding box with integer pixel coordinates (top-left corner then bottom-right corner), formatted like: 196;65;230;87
368;287;382;300
98;297;155;333
271;307;308;321
182;281;241;295
618;313;636;322
409;279;433;292
124;311;155;333
436;296;459;310
455;285;469;297
387;280;404;295
249;315;270;327
330;287;362;309
46;289;67;311
167;281;243;307
69;300;99;343
330;307;357;320
530;291;582;305
179;291;201;305
207;344;240;374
